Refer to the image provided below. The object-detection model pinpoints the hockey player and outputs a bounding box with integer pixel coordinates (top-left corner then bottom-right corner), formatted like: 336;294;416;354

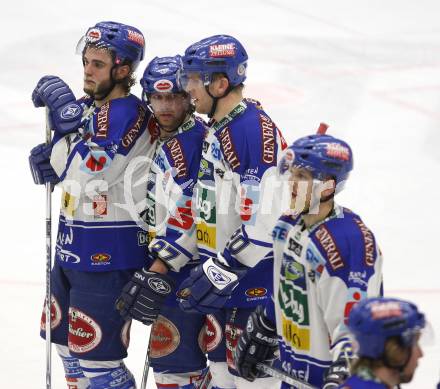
28;22;175;388
233;131;384;388
337;297;425;388
165;35;288;388
116;55;210;389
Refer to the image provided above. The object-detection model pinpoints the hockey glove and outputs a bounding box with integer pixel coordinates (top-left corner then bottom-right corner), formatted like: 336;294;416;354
32;75;83;135
116;268;175;326
29;143;60;185
178;255;247;314
322;352;354;388
234;305;279;382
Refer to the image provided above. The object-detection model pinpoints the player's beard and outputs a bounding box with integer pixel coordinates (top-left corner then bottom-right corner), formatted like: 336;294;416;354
84;78;114;101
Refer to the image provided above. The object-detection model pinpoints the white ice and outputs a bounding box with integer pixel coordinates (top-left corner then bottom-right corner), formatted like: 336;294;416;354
0;0;439;387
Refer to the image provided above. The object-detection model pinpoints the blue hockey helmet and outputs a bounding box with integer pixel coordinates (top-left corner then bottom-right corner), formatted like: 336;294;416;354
140;55;184;99
348;297;426;359
179;34;248;88
278;127;353;191
76;21;145;70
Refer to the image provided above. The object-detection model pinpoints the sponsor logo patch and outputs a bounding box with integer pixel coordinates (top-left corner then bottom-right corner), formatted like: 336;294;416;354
259;114;276;165
315;225;344;271
203;314;223;352
371;301;403;320
40;296;62;331
343;288;366;325
219;127;240;170
153;79;173;92
354;218;375;267
209;43;236;57
165;137;188;178
96;102;110;138
150;315;180;358
127;29;145;47
68;308;102;353
226;322;243;369
93;194;107;217
281;313;310;351
87;28;101;42
91;252;111;265
122;105;147;148
245;287;267;298
120;320;131;349
325;143;350;161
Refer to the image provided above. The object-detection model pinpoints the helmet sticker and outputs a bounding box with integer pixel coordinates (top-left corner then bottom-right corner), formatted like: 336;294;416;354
86;28;102;43
127;30;145;47
153;79;173;92
209;43;236;57
325;143;350;161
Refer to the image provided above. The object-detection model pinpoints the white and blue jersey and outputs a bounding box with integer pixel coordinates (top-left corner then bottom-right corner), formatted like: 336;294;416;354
193;98;289;308
265;206;383;388
50;94;159;272
145;115;207;293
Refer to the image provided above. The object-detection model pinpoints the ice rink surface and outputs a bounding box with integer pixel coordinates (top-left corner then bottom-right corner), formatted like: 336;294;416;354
1;0;439;387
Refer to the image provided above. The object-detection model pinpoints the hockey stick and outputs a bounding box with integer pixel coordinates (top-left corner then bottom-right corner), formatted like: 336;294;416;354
140;330;152;389
44;108;53;389
255;363;318;389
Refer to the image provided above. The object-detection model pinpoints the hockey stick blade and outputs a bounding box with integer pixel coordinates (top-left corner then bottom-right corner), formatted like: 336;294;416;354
255;363;318;389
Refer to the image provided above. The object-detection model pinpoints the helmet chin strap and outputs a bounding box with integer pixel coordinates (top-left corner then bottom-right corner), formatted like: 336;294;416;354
205;82;233;119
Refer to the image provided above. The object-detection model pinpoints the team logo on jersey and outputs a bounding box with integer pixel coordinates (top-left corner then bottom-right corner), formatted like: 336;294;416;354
209;43;235;57
202;314;223;352
279;276;309;325
68;308;102;353
120;320;131;349
60;103;82;120
147;277;172;295
86;28;101;42
153;79;173;92
150;315;180;358
90;253;111;265
40;296;62;331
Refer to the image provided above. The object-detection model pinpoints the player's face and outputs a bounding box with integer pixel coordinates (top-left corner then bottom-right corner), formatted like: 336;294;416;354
82;47;114;99
288;167;314;212
149;92;190;132
181;72;212;114
400;340;423;383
